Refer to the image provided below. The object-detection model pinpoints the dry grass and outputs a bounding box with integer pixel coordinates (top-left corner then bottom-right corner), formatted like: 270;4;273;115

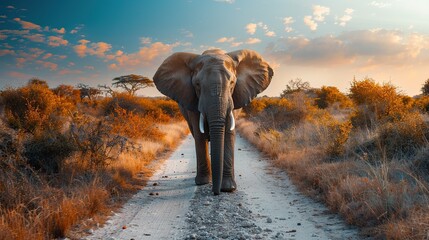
237;79;429;239
0;82;188;239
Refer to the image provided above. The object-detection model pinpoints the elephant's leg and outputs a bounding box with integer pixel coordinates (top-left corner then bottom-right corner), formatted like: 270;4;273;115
186;110;211;185
194;134;211;185
221;129;237;192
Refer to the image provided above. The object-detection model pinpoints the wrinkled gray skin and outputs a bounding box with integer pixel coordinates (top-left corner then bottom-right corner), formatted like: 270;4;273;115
153;49;273;195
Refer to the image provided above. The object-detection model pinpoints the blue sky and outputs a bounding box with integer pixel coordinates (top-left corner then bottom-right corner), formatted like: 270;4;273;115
1;0;429;96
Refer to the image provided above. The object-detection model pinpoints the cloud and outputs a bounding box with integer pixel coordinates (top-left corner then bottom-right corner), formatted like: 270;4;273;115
246;22;276;36
23;33;45;42
214;0;235;3
16;48;45;63
337;8;354;27
36;60;58;71
369;1;391;8
313;5;330;21
246;23;257;35
42;53;52;59
246;38;261;44
265;31;276;37
74;39;90;57
0;49;15;56
8;71;32;79
16;58;26;68
48;36;68;47
113;42;176;69
58;69;83;75
84;65;95;70
6;6;15;9
90;42;112;57
303;5;330;31
13;18;41;30
74;39;112;58
0;29;30;40
181;29;194;38
52;27;65;34
231;42;243;47
216;37;235;43
283;17;295;33
140;37;152;45
109;63;118;70
70;24;83;34
0;15;6;18
265;29;429;68
304;16;318;31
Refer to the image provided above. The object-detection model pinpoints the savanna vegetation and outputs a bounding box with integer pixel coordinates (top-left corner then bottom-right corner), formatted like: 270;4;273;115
0;78;187;239
237;77;429;239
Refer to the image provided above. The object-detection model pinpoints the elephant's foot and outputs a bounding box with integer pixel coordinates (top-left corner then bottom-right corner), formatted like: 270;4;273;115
221;176;237;192
195;174;211;185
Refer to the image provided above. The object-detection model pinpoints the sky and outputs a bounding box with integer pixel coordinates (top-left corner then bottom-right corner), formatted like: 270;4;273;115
1;0;429;97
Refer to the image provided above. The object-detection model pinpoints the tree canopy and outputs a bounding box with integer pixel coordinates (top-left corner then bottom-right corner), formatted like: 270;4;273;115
422;78;429;96
280;78;310;98
112;74;154;96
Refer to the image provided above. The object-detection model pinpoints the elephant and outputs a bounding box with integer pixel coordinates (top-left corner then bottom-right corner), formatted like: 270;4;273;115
153;49;273;195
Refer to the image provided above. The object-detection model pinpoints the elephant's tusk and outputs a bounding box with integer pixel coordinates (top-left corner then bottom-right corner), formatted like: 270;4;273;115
199;113;205;134
229;111;235;131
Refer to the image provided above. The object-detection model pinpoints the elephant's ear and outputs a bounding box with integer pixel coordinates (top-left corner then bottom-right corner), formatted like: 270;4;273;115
227;50;273;109
153;52;199;111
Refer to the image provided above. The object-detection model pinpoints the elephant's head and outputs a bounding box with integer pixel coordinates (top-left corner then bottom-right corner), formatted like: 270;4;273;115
153;49;273;194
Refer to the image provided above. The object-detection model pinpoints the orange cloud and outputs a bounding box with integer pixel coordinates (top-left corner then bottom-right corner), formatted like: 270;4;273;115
13;18;41;30
36;60;58;71
216;37;235;43
23;33;45;42
246;38;261;44
113;42;175;69
0;49;15;56
48;35;68;47
265;29;429;68
52;27;65;34
17;48;45;61
246;23;257;35
58;69;83;75
8;71;32;79
42;53;53;59
16;58;26;67
73;39;111;58
74;39;89;57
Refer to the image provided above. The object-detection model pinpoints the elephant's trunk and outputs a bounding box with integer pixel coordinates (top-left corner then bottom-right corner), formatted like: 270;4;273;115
209;120;225;195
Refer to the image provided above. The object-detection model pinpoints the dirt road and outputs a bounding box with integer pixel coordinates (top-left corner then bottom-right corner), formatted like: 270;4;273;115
88;134;362;240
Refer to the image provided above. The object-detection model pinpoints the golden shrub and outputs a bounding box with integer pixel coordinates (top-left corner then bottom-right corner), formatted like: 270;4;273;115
326;120;352;157
349;78;410;127
315;86;353;109
377;112;428;158
1;84;74;135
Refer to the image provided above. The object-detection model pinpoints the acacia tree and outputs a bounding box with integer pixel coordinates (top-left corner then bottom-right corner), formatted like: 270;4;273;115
280;78;310;98
112;74;154;96
422;78;429;96
76;83;101;100
28;78;49;88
